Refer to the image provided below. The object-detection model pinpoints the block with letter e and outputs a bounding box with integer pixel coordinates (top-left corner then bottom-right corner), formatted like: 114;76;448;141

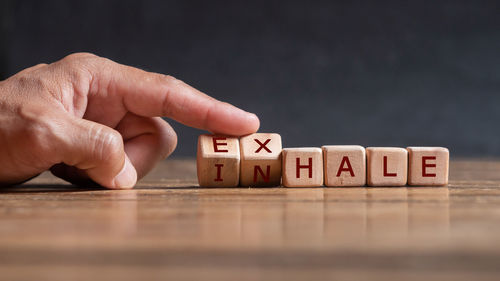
407;147;449;186
240;133;282;187
282;148;323;187
197;134;240;187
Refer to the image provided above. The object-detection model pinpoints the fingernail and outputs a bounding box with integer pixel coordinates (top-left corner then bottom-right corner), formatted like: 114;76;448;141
113;157;137;189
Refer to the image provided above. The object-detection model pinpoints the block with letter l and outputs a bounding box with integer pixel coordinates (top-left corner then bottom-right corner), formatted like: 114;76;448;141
366;147;408;186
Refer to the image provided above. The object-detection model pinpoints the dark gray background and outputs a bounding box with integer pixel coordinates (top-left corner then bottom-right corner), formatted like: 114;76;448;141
1;0;499;157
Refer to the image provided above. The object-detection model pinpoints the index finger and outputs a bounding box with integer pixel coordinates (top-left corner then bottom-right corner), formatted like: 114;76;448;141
83;55;260;136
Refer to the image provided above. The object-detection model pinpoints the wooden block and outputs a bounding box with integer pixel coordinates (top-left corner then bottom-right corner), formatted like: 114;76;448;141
407;147;449;186
282;148;323;187
322;145;366;187
197;134;240;187
366;147;408;186
240;133;282;187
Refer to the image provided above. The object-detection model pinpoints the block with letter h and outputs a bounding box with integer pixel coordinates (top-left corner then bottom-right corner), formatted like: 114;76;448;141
282;148;323;187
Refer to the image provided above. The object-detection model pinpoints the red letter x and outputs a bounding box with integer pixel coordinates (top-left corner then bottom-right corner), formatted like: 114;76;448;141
254;139;272;153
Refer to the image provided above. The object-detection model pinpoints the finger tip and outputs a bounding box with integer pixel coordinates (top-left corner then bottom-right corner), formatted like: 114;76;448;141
246;112;260;133
215;111;260;136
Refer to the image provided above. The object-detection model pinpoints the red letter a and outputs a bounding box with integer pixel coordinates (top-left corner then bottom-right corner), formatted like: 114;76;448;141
336;156;355;177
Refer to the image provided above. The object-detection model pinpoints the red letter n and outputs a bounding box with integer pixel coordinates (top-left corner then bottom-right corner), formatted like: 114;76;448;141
253;165;271;182
296;157;313;178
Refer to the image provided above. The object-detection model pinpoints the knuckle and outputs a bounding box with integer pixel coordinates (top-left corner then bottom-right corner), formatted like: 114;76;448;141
31;63;49;69
156;74;183;87
91;126;124;162
159;130;177;159
162;74;177;83
13;73;52;94
63;52;98;63
163;74;185;87
53;53;98;93
157;75;186;117
59;52;102;75
140;118;177;160
154;120;177;159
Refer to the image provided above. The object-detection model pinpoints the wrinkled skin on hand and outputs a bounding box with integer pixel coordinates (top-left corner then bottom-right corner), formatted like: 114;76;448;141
0;53;259;188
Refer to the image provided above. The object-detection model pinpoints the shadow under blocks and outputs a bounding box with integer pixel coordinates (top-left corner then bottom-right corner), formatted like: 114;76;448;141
196;133;449;187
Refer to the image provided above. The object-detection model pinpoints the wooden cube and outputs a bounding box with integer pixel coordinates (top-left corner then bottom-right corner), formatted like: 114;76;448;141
407;147;449;186
240;133;282;187
366;147;408;186
197;134;240;187
322;145;366;187
282;148;323;187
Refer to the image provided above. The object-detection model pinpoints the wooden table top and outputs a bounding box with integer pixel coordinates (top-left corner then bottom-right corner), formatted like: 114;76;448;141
1;159;500;281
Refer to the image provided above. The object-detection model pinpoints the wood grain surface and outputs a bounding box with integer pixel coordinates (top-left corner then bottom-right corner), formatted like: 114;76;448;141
1;159;500;281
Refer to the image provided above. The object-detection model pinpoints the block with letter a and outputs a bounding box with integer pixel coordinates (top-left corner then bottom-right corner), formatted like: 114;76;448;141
407;147;449;186
240;133;282;187
197;134;240;187
366;147;408;186
282;148;323;187
322;145;366;186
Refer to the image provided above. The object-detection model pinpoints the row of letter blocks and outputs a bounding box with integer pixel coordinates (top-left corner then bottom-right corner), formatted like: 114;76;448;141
197;133;449;187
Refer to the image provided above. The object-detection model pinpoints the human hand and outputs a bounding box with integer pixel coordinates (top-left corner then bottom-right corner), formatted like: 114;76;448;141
0;53;259;189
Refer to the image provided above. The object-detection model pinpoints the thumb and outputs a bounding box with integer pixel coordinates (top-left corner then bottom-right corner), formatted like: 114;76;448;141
59;117;137;189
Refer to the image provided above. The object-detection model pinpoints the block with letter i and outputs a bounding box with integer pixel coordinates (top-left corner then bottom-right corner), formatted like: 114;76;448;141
366;147;408;186
240;133;282;187
197;134;240;187
282;148;323;187
407;147;449;186
322;145;366;187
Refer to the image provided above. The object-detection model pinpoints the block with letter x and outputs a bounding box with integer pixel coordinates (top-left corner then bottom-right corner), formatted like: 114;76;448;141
197;134;240;187
240;133;282;187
